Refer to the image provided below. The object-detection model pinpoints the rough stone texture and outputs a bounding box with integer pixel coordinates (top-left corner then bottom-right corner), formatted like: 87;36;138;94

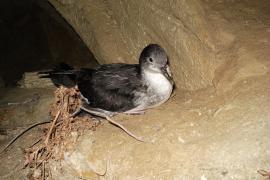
52;77;270;179
45;0;270;179
1;0;270;179
48;0;219;90
18;72;54;88
0;88;54;179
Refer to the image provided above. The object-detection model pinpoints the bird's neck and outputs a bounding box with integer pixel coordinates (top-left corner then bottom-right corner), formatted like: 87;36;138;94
142;69;172;88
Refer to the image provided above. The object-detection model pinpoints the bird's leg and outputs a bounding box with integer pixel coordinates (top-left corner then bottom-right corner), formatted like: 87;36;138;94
123;111;145;115
80;106;117;118
123;107;146;115
73;105;150;143
70;100;116;118
81;107;149;143
70;107;100;122
70;108;82;117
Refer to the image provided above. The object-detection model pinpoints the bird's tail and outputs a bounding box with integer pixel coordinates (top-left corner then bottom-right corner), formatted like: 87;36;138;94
39;63;78;87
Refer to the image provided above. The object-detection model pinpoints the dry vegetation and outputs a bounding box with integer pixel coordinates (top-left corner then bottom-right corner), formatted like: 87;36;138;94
23;87;99;179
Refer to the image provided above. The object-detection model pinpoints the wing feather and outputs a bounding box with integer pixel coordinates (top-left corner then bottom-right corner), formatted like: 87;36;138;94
77;64;145;112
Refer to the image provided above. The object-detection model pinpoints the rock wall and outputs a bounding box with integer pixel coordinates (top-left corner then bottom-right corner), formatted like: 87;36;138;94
48;0;219;90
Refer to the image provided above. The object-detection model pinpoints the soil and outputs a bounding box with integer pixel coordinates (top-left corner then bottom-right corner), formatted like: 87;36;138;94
0;87;54;179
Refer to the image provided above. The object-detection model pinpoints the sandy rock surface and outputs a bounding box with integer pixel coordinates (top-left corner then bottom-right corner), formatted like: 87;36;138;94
46;0;270;179
48;0;218;90
1;0;270;179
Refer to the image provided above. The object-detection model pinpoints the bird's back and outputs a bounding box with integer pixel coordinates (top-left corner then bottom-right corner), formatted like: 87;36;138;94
77;63;146;112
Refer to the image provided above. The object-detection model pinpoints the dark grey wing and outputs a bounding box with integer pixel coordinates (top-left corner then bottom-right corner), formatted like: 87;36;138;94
77;64;145;112
39;63;77;87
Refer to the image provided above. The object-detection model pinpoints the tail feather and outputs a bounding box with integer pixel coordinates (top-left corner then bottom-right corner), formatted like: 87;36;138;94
39;63;77;87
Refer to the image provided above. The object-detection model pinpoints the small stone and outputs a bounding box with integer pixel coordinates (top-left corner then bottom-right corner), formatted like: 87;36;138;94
178;136;185;143
32;169;42;179
18;72;54;88
200;174;207;180
221;170;228;176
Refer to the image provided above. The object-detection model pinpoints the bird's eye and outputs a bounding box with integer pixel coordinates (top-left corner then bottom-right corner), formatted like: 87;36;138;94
148;58;153;63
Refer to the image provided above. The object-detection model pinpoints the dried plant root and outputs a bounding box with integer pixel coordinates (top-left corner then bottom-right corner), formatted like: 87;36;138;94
0;121;50;154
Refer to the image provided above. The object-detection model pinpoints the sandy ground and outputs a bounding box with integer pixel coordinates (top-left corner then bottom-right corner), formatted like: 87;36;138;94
49;1;270;179
0;88;55;179
1;0;270;179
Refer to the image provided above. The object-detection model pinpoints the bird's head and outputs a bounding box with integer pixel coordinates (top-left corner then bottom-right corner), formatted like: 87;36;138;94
139;44;171;76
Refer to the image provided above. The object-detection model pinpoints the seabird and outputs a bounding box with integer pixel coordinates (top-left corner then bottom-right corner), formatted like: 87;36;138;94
40;44;174;117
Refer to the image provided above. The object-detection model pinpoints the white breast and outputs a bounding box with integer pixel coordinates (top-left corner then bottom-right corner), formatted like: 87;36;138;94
144;70;173;106
125;70;173;114
145;71;171;92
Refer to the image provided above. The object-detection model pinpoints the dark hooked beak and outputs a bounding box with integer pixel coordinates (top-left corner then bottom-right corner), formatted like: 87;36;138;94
161;65;172;78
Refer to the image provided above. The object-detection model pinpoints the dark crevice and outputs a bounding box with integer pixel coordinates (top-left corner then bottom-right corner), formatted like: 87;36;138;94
0;0;98;87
